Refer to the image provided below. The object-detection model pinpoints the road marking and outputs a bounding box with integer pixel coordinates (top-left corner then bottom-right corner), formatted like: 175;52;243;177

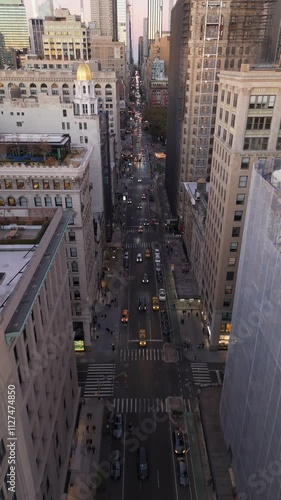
122;413;126;500
157;469;160;488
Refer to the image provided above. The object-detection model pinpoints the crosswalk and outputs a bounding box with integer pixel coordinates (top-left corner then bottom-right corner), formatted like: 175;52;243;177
124;242;152;249
83;363;116;398
125;228;154;234
120;349;163;361
113;397;168;414
191;362;211;385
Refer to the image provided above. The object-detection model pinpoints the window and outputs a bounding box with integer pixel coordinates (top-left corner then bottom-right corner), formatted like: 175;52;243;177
0;439;5;466
63;109;67;117
71;261;78;272
62;122;65;130
222;312;232;320
43;180;50;190
0;197;5;206
67;122;70;130
79;123;82;130
232;227;240;237
226;272;234;280
225;110;229;123
85;136;88;144
64;180;71;190
236;194;245;205
74;290;80;300
70;248;77;257
65;196;73;208
227;91;231;104
8;196;16;206
83;123;87;130
244;136;268;150
44;196;52;207
16;179;25;189
55;196;62;206
32;180;39;189
239;176;247;188
80;136;83;143
246;116;272;130
225;285;233;294
19;196;28;207
228;257;236;267
73;277;79;286
231;114;235;127
221;89;225;102
5;179;13;189
69;231;75;242
75;304;82;316
34;196;42;207
230;242;238;252
53;180;60;190
223;298;231;307
233;93;238;107
229;133;233;147
234;210;242;221
82;104;88;114
249;95;275;109
277;137;281;150
16;122;22;127
223;129;227;141
219;107;223;119
241;158;249;169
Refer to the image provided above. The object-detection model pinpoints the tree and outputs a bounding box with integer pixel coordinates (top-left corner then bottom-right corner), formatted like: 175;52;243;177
143;107;167;142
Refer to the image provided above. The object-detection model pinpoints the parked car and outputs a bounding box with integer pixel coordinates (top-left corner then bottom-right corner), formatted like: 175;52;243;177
136;253;143;262
172;430;186;455
110;450;121;479
113;414;123;439
176;458;189;487
137;447;149;479
159;289;166;301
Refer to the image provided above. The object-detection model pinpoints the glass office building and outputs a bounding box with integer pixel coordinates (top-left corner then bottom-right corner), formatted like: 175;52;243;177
0;0;29;51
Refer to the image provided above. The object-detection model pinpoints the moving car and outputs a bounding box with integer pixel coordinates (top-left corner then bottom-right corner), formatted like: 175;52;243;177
121;309;129;323
155;262;161;271
176;458;189;487
142;273;149;284
159;289;166;301
155;248;160;255
152;297;159;311
156;271;163;282
113;414;123;439
137;204;142;210
138;226;144;233
137;447;149;479
143;220;149;226
172;430;186;455
141;193;146;200
127;198;132;204
155;254;161;263
138;178;142;183
110;450;121;479
124;251;129;260
138;296;147;311
145;248;151;258
136;253;143;262
139;329;147;347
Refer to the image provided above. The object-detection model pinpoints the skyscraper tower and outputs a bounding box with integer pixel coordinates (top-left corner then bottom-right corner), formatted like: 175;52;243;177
0;0;29;51
147;0;163;45
90;0;117;39
165;0;278;216
168;0;175;30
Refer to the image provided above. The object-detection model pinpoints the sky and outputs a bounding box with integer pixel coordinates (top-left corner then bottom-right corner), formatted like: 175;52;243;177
24;0;170;62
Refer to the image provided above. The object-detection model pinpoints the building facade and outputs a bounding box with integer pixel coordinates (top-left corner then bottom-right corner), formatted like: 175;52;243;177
89;35;126;80
147;0;163;44
43;8;91;61
0;207;79;499
165;0;278;216
0;137;100;347
116;0;127;44
29;18;44;57
90;0;117;39
220;158;281;500
201;65;281;349
0;0;29;51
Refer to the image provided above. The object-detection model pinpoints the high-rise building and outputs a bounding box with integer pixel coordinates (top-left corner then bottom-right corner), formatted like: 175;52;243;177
0;206;79;498
165;0;278;216
201;64;281;349
147;0;163;44
0;0;29;51
138;36;143;67
29;18;44;56
116;0;127;44
143;17;148;58
89;35;126;80
90;0;117;39
43;8;90;61
168;0;175;29
38;0;54;17
220;157;281;499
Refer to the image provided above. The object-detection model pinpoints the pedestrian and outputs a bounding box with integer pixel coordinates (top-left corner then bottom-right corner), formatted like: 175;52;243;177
89;438;93;445
92;446;96;454
191;309;193;314
173;303;176;308
87;413;90;420
104;313;107;319
86;425;89;432
92;425;96;431
97;323;100;329
193;355;197;361
87;445;91;453
89;412;92;419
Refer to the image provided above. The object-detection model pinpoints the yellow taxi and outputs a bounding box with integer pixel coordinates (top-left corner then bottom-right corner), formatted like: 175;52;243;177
139;329;147;347
145;248;151;258
121;309;129;324
138;226;144;233
152;297;159;311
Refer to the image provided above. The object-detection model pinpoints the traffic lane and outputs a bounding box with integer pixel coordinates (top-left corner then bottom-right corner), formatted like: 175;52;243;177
123;411;177;500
